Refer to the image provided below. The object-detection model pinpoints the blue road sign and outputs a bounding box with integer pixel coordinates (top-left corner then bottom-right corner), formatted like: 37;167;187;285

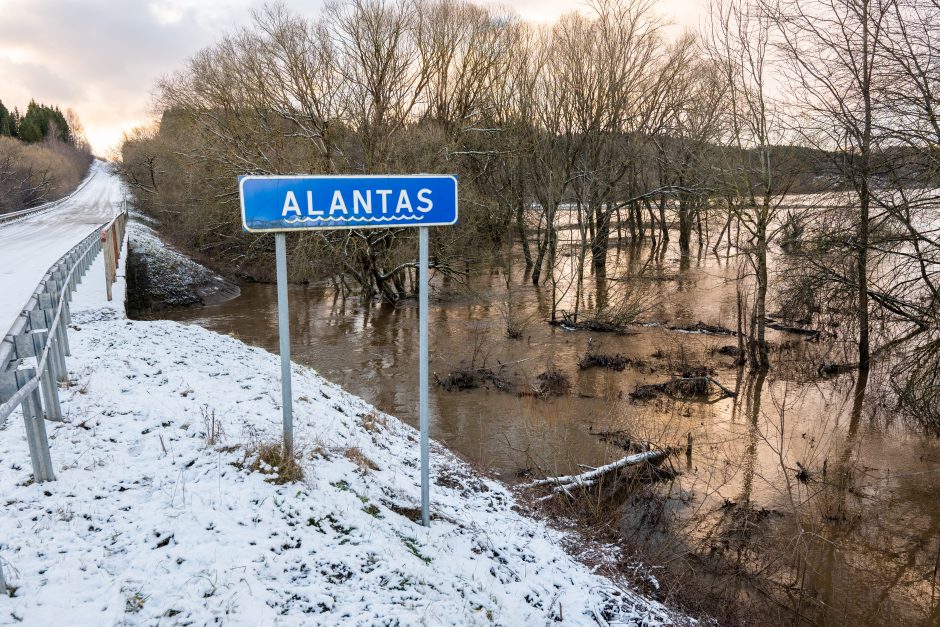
239;175;458;232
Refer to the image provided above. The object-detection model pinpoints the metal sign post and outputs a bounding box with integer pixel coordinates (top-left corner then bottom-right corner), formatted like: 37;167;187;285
275;232;293;453
239;175;458;527
418;226;430;526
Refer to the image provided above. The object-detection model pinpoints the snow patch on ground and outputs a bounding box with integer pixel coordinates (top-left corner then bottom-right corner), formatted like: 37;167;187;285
0;265;681;625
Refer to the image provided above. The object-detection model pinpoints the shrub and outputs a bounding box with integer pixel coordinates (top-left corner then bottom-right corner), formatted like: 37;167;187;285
244;438;304;484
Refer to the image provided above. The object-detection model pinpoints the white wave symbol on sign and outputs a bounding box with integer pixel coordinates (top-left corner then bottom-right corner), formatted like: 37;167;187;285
283;215;422;224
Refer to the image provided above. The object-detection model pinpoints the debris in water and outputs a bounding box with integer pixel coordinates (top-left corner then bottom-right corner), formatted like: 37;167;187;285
529;369;571;398
630;367;736;401
578;351;631;371
434;367;514;393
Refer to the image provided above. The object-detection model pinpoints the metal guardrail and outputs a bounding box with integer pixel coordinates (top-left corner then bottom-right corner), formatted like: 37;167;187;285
0;208;127;484
0;166;98;226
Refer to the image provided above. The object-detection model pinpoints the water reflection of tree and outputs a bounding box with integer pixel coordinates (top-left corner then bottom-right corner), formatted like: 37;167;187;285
668;364;940;625
806;367;940;626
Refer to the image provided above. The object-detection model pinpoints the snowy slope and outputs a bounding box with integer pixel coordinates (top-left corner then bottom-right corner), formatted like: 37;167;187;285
0;249;682;626
0;161;124;337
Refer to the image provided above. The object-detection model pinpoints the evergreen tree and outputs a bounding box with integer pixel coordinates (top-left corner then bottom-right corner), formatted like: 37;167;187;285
9;108;19;138
0;100;74;143
18;117;42;142
0;100;9;136
17;100;72;144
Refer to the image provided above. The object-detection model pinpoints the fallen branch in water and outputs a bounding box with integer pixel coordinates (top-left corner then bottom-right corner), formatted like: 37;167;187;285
817;362;857;377
519;448;676;498
764;317;820;338
668;321;736;336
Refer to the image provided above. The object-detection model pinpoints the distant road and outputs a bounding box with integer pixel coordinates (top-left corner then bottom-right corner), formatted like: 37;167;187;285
0;161;124;336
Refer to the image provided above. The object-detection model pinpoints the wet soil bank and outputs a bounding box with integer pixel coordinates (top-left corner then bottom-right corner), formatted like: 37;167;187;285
125;222;240;317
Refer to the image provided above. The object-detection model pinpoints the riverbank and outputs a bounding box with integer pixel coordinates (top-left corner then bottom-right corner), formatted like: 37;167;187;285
0;253;684;625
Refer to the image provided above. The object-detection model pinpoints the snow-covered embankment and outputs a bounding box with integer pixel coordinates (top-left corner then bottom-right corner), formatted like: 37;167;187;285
0;248;680;625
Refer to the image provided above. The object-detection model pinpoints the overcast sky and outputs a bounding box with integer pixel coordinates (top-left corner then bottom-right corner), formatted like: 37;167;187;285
0;0;704;155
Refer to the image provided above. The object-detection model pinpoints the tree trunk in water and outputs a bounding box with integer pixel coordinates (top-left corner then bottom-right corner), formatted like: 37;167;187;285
713;209;733;253
548;222;559;321
516;201;532;268
857;0;872;373
755;231;769;369
659;194;669;242
858;184;870;371
635;202;645;240
532;236;547;286
592;209;611;273
678;200;692;254
588;205;596;243
374;272;400;303
696;206;705;246
616;206;623;244
392;270;406;298
646;200;658;246
532;204;556;287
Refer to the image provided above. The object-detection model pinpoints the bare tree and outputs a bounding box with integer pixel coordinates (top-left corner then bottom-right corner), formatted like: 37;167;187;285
769;0;896;373
707;0;791;368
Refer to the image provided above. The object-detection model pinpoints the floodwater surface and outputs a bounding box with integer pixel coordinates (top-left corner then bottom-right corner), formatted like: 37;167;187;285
150;233;940;626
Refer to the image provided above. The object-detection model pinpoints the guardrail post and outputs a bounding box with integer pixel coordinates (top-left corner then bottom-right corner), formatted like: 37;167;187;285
19;369;55;482
69;253;79;289
0;370;54;482
37;301;67;383
50;274;72;356
58;297;72;358
111;223;120;268
35;331;62;422
12;332;62;422
102;229;113;301
53;323;67;383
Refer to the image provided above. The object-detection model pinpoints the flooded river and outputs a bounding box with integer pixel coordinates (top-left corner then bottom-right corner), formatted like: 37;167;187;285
146;235;940;626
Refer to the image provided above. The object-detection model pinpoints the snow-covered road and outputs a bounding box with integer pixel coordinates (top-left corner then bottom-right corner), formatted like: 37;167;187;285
0;161;123;336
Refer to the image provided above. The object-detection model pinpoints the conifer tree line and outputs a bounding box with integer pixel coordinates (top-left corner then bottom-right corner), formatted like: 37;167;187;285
119;0;939;425
0;99;75;145
0;98;92;214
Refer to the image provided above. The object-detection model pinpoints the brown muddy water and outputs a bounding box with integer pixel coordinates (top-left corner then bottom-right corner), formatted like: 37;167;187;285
147;235;940;626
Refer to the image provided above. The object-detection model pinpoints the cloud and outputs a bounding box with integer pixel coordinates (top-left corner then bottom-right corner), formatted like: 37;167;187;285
0;0;703;155
476;0;704;29
0;0;265;153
